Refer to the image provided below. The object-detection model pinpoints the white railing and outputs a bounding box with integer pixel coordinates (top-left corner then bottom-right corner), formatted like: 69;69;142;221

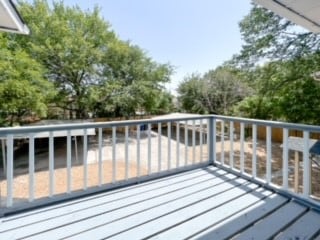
212;115;320;205
1;115;320;212
0;116;209;211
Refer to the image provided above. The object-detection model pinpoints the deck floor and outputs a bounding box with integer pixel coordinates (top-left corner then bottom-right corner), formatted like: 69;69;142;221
1;166;320;239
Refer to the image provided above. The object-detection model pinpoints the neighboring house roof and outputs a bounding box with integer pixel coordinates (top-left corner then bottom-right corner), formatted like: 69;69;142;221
0;0;29;34
253;0;320;33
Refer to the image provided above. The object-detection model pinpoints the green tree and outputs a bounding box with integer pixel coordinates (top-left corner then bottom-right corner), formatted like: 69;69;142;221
230;3;320;124
16;0;115;118
234;4;320;68
148;91;175;115
177;73;205;113
0;36;53;126
234;60;320;124
94;40;173;118
14;1;173;119
178;68;250;114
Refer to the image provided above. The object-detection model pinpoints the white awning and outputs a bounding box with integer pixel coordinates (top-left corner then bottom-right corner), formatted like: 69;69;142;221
0;0;29;34
254;0;320;33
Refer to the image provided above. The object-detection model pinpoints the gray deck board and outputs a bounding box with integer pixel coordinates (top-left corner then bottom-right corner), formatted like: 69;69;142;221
0;168;237;239
0;165;320;240
1;167;215;227
121;187;272;240
24;176;251;239
155;193;288;240
74;183;260;240
234;201;307;240
274;210;320;240
0;167;227;235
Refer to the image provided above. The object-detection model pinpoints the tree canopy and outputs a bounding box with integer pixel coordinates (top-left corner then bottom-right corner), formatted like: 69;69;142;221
3;1;320;126
229;4;320;124
234;3;320;68
177;3;320;124
233;60;320;124
0;0;174;126
16;0;118;119
177;67;250;115
93;40;173;118
0;35;54;126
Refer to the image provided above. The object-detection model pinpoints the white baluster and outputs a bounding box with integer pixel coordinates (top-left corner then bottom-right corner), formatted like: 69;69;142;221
6;134;13;207
125;126;129;180
252;124;257;178
303;131;310;197
148;123;151;175
200;120;203;162
168;122;171;170
137;125;141;177
29;133;35;202
282;128;288;190
266;126;272;183
176;122;180;168
192;120;196;164
230;121;234;168
221;121;225;165
112;126;116;183
240;122;245;173
83;129;88;190
185;120;188;166
67;130;72;193
49;131;54;197
98;128;103;186
158;123;162;172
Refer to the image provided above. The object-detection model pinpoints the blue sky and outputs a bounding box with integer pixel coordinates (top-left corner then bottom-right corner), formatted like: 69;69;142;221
62;0;253;94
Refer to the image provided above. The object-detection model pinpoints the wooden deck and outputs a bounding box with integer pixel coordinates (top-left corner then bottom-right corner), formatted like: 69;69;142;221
1;166;320;239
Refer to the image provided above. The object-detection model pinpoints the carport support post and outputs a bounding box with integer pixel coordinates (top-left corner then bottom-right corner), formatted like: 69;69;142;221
208;116;216;165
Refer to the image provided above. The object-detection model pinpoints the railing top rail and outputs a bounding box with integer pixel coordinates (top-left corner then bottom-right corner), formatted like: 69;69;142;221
0;115;211;136
213;115;320;133
1;114;320;136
